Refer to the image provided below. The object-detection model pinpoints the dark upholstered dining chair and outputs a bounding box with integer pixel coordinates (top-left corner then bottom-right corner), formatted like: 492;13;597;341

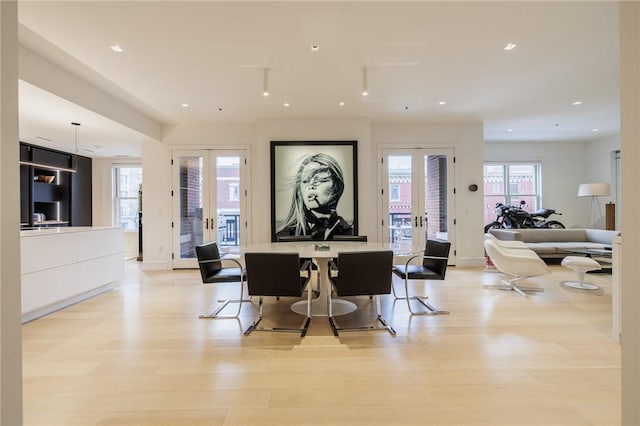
328;250;396;336
392;239;451;315
195;242;249;319
243;252;313;337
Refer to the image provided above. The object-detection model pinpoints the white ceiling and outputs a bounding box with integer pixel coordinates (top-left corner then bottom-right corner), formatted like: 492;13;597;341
17;1;620;158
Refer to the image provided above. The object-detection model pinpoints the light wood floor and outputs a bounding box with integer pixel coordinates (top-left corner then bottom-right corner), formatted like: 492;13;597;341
22;260;620;426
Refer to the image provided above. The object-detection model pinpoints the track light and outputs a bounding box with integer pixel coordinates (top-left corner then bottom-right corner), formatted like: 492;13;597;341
361;67;368;96
263;68;269;97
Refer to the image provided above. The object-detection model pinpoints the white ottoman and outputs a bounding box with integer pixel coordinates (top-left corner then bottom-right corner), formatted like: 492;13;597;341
561;256;602;290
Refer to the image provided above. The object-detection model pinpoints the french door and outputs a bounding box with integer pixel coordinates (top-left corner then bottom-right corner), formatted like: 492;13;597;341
172;149;248;268
381;148;455;263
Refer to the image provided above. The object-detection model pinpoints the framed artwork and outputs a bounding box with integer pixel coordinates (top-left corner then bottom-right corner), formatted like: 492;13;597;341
270;141;358;242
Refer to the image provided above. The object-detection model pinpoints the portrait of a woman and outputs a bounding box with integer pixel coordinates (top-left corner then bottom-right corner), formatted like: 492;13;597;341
276;153;354;240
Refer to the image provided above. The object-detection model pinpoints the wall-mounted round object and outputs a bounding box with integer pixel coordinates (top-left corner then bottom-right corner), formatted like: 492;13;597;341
468;184;478;192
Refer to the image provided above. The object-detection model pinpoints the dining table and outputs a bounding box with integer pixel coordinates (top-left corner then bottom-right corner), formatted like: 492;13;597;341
223;241;421;317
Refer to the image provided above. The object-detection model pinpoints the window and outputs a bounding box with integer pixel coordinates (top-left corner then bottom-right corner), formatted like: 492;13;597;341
483;162;541;225
389;184;400;202
228;183;239;201
113;165;142;230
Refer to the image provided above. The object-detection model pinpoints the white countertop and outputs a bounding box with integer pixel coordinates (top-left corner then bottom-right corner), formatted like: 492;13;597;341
20;226;122;238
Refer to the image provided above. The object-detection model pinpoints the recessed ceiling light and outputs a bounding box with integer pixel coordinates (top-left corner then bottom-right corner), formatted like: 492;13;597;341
438;101;446;105
181;103;189;107
310;45;320;52
339;101;345;106
504;43;517;51
110;44;124;53
592;128;600;132
573;101;583;105
283;102;290;107
507;128;513;132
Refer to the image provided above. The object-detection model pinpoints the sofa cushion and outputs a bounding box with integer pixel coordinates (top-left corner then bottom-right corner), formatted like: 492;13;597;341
514;229;589;243
524;243;559;254
489;228;620;259
584;229;620;245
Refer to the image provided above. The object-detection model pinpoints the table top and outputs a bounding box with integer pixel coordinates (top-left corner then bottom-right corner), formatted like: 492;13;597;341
222;241;423;258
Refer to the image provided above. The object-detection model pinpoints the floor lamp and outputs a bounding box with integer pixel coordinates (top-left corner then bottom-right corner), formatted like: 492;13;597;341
578;183;611;228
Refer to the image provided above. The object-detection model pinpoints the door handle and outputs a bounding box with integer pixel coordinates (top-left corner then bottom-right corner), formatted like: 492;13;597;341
205;217;209;229
419;216;423;227
414;216;418;227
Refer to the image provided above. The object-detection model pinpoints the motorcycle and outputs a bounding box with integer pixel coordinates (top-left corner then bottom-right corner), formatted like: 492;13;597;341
484;201;565;233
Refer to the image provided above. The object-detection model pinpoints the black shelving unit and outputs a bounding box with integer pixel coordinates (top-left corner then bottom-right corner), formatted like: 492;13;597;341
20;142;92;228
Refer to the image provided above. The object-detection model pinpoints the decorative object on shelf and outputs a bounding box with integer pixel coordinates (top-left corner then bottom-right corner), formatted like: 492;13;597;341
578;182;611;228
35;175;55;183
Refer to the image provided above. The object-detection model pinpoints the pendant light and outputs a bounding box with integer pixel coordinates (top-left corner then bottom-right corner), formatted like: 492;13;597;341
71;122;81;153
361;67;368;96
71;122;81;170
263;68;269;97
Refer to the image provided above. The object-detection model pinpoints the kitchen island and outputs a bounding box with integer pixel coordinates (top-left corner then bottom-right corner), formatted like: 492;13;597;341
21;226;124;322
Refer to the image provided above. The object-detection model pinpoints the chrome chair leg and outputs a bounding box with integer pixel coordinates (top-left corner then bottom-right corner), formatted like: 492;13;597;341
483;276;545;297
199;279;251;319
244;285;313;337
396;276;449;316
329;295;396;336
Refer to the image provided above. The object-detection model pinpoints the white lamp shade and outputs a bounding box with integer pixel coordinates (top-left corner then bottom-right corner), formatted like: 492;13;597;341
578;182;611;197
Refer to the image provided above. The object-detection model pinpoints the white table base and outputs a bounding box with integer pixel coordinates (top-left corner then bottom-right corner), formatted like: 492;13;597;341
290;257;357;317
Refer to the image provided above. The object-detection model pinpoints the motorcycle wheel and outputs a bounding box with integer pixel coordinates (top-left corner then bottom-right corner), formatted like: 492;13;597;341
543;221;565;229
484;222;503;233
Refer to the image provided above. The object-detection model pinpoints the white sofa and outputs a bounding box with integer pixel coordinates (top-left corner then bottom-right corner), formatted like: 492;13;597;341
488;228;620;260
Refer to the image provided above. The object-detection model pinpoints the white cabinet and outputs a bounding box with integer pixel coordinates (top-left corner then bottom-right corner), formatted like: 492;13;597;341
20;227;124;322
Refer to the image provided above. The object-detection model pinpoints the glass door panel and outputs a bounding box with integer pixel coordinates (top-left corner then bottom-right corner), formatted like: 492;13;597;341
424;154;449;241
214;155;241;247
387;155;413;244
177;155;205;264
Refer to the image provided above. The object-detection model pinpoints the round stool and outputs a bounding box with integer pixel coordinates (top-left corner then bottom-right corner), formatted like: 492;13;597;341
561;256;602;290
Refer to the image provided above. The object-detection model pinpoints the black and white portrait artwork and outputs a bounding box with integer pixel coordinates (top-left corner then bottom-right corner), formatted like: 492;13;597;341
270;141;358;242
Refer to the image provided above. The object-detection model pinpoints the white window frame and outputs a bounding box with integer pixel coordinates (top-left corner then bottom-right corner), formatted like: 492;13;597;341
229;182;239;201
112;164;142;231
483;162;542;209
389;184;400;202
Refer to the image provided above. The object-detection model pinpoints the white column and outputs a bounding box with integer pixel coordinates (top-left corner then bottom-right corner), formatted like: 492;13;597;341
620;2;640;424
0;0;23;424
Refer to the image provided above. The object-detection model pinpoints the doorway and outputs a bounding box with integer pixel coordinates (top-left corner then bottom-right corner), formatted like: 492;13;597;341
171;149;248;268
381;148;455;263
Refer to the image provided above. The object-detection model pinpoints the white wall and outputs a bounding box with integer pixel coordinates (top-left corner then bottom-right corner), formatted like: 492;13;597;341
141;119;485;270
372;122;485;266
587;134;620;229
0;2;23;423
485;141;588;228
93;157;142;258
485;138;620;229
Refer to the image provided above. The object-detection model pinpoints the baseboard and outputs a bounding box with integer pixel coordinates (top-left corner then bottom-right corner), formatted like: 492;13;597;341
141;260;171;271
22;283;114;323
455;257;486;267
